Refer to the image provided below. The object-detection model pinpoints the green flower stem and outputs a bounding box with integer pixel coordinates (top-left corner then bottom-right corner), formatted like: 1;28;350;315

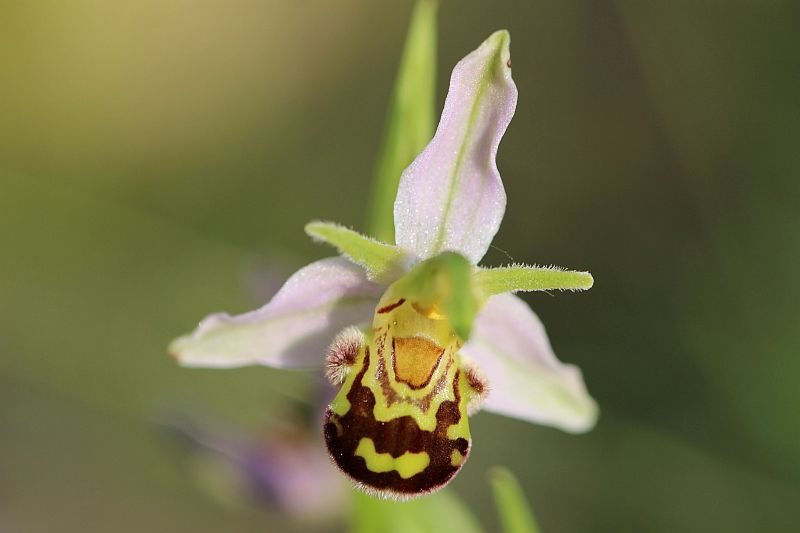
366;0;438;242
475;265;594;296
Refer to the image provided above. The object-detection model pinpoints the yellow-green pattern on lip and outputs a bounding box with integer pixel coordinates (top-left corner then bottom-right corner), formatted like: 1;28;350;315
323;290;484;499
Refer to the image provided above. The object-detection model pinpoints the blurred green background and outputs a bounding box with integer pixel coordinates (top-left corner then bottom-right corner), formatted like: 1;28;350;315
2;1;799;531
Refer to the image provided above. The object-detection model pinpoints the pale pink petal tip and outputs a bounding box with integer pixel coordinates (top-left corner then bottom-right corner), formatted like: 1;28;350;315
461;293;598;433
394;30;518;265
169;257;382;369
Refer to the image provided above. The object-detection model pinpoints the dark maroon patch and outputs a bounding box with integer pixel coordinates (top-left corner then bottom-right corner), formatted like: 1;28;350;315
376;298;406;314
324;349;469;496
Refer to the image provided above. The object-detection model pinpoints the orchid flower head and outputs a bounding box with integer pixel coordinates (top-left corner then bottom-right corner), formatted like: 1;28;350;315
170;30;597;499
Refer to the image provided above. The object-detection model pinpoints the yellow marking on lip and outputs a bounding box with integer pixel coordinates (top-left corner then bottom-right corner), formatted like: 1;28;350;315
366;331;460;432
330;384;353;416
411;301;447;320
329;337;372;416
445;368;472;440
450;449;464;467
330;418;344;437
393;336;444;389
446;418;470;441
370;393;438;431
354;438;430;479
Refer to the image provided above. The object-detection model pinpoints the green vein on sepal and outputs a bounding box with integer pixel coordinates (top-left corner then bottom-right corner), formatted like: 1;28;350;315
305;221;405;282
475;264;594;296
431;29;511;256
489;467;541;533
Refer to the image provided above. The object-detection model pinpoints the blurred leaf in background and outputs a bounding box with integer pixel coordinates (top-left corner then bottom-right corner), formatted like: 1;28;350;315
352;489;483;533
490;467;541;533
367;0;437;244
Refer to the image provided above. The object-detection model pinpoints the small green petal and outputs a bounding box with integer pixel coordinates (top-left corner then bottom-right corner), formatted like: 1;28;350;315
435;253;480;340
366;0;438;243
305;221;407;282
489;467;541;533
475;265;594;296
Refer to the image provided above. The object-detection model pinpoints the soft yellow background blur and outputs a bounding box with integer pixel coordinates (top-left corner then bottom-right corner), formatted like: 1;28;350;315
2;1;799;531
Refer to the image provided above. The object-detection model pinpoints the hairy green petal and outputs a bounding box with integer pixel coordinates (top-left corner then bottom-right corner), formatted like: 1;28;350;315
475;265;594;296
366;0;438;243
305;221;406;282
489;467;541;533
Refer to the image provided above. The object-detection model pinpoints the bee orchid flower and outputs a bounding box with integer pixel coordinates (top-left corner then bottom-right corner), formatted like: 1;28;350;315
170;30;597;500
